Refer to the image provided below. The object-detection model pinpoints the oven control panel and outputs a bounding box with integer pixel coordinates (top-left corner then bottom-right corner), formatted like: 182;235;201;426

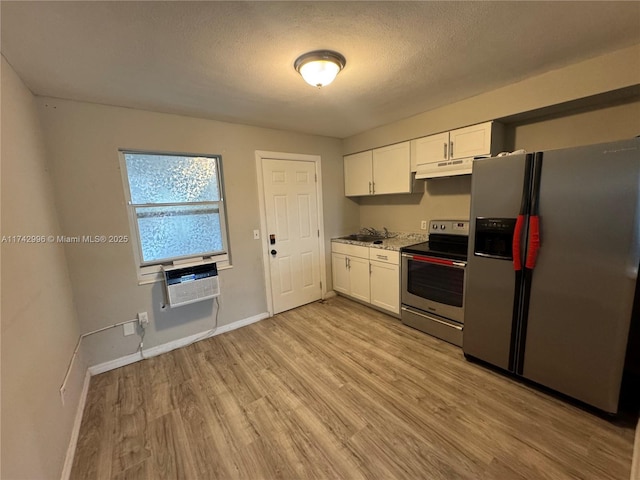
430;220;469;235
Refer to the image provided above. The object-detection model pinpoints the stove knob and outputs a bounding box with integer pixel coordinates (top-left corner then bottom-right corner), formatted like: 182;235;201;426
432;224;438;230
440;224;446;230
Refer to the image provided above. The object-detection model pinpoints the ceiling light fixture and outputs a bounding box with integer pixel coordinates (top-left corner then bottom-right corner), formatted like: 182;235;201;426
294;50;346;88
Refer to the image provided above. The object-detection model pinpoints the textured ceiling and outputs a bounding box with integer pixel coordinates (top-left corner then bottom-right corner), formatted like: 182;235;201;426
2;1;639;138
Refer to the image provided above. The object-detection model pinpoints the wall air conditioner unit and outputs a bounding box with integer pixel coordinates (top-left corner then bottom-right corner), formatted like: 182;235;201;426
163;261;220;308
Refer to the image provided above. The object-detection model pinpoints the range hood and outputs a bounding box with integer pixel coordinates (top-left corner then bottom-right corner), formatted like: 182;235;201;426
415;157;473;179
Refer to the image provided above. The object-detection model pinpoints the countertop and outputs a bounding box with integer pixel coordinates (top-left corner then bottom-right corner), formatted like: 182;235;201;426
331;232;427;251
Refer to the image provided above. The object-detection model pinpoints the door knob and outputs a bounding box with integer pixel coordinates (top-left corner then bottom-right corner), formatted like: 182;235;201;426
270;249;277;256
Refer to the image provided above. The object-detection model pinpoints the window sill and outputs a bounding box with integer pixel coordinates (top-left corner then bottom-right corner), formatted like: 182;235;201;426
137;261;232;286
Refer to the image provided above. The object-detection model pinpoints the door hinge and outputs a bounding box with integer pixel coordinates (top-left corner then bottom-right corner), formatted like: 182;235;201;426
315;173;317;182
317;229;320;237
320;281;322;290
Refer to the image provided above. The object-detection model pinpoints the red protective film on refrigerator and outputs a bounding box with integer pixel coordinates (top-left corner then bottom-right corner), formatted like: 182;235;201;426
525;215;541;269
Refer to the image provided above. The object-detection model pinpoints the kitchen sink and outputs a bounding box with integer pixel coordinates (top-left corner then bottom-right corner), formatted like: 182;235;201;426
340;234;386;242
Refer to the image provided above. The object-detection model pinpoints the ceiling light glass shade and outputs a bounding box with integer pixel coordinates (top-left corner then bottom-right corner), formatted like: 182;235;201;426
294;50;346;88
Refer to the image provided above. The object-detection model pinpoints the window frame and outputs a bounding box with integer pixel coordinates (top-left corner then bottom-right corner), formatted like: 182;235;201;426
118;149;231;284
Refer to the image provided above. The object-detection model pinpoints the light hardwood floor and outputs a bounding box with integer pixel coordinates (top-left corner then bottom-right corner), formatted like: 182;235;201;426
71;296;636;479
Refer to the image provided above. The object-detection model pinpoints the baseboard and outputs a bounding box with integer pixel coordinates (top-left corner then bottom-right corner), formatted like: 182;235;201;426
60;369;91;480
632;417;640;480
323;290;337;300
88;311;270;375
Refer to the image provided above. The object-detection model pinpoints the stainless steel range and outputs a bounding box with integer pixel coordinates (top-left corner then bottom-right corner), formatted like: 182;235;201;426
401;220;469;346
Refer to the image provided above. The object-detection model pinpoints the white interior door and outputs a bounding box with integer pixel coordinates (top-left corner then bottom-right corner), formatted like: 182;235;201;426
262;158;322;314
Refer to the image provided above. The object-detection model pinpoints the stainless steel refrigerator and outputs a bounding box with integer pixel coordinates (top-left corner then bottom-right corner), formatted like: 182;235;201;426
463;138;639;414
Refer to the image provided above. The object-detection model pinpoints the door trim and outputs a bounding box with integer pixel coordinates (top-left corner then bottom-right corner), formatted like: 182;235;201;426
255;151;327;316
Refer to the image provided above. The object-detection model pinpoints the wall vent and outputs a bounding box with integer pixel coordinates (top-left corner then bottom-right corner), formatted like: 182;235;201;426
163;262;220;308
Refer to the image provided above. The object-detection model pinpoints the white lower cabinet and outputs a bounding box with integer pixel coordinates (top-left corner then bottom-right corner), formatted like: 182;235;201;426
370;260;400;314
331;242;400;315
331;244;371;303
331;252;351;295
347;255;371;303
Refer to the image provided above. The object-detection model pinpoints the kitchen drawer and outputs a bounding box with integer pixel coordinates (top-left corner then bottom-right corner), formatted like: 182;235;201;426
331;242;369;258
369;248;400;264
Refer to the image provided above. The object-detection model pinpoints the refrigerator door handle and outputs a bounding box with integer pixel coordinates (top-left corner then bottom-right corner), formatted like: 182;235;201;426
512;214;525;271
525;215;541;269
513;153;534;272
525;153;544;270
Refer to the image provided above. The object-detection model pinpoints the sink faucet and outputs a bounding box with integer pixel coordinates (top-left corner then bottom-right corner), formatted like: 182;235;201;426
383;227;390;238
361;227;380;236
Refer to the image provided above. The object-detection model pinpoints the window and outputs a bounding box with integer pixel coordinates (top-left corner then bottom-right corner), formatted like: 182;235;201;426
120;151;230;282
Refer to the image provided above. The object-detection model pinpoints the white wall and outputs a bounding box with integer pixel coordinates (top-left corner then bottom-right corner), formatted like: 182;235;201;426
37;98;353;367
1;57;84;479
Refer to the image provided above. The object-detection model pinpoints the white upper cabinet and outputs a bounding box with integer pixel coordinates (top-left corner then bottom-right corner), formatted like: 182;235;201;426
371;142;411;195
344;141;411;196
412;121;504;179
344;150;373;196
449;122;494;160
412;132;449;166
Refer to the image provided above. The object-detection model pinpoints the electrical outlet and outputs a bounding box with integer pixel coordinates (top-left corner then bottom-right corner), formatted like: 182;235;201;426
420;220;427;230
123;321;136;336
138;311;149;326
253;229;260;240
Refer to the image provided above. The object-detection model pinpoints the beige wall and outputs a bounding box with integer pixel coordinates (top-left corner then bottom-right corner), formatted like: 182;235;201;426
354;102;640;230
357;176;472;233
345;45;640;230
510;99;640;152
344;45;640;154
37;98;353;367
1;57;84;479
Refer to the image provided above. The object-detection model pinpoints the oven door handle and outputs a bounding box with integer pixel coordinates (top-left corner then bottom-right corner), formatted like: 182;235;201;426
402;253;466;268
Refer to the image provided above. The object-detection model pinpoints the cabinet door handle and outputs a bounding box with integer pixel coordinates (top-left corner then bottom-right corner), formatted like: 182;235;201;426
376;254;388;260
369;181;372;194
345;257;348;269
372;182;375;194
450;141;454;158
444;142;447;159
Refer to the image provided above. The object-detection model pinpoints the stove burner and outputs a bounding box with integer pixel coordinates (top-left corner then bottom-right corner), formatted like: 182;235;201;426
401;240;468;261
402;219;469;261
